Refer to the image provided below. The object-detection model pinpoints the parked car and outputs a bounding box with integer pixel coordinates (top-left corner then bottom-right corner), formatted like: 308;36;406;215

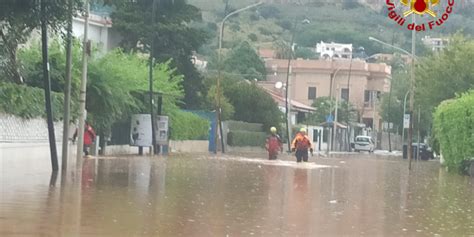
354;136;375;153
403;143;434;160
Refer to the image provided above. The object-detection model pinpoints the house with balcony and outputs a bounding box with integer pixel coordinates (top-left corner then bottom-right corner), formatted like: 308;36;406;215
264;58;391;132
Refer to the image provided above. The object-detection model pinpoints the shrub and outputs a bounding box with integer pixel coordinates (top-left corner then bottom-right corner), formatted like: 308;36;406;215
0;82;75;120
258;27;272;36
433;91;474;174
227;130;266;147
248;33;258;42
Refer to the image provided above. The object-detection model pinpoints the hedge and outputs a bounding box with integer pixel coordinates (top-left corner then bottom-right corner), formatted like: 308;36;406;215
433;90;474;174
0;82;73;120
227;130;267;147
169;110;210;141
226;120;263;132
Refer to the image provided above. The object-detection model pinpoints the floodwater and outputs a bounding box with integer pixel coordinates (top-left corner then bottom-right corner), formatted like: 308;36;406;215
1;153;473;236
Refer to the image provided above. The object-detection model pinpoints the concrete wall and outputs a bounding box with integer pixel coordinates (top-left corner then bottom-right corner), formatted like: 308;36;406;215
378;132;403;151
104;141;210;156
0;113;65;143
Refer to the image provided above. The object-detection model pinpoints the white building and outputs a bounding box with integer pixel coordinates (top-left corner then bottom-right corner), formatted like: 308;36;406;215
422;36;448;52
72;13;122;53
191;55;208;72
316;41;353;60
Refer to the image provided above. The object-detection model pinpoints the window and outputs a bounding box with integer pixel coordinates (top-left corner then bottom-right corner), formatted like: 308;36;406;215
341;88;349;101
364;90;371;102
308;87;316;100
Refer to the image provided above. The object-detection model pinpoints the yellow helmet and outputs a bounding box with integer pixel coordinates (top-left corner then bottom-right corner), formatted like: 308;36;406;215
270;127;277;133
299;127;307;133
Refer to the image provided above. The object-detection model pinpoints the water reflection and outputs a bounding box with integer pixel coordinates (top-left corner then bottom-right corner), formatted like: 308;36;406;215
1;155;473;236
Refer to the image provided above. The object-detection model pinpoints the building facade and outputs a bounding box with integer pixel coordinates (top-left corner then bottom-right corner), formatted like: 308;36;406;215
315;41;353;59
264;58;391;131
72;13;122;53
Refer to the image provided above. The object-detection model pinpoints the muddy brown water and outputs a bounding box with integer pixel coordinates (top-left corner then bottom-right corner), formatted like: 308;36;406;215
1;153;473;236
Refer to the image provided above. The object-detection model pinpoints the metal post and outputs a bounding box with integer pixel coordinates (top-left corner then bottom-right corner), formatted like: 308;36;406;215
334;87;339;151
149;0;158;155
157;95;163;154
41;0;59;171
387;78;393;152
408;14;416;170
401;90;409;146
61;0;73;171
285;18;297;152
76;0;90;161
217;2;263;153
372;91;377;146
417;106;421;160
346;54;353;151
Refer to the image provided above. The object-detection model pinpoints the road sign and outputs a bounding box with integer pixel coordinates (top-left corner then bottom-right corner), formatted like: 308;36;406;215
403;114;410;129
326;114;334;123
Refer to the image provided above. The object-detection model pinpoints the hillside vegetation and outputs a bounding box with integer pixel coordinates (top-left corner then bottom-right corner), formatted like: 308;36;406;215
189;0;474;58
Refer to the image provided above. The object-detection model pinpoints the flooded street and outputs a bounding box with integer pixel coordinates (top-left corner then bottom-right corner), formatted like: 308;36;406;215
1;153;473;236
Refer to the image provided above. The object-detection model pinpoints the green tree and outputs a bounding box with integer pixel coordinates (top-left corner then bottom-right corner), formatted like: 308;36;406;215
204;73;283;131
18;39;83;95
305;96;355;125
86;50;183;137
224;81;283;131
220;41;266;81
0;0;82;84
415;36;474;112
273;39;292;59
110;0;209;109
380;64;410;134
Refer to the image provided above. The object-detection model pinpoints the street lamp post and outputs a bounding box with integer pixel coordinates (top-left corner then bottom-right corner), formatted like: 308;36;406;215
329;65;343;153
217;1;263;153
76;0;90;162
369;27;416;169
280;18;310;152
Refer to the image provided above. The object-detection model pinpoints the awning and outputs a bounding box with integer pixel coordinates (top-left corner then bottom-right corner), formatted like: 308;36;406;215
260;87;316;113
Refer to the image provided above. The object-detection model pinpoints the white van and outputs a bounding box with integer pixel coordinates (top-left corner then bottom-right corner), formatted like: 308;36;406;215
354;136;375;153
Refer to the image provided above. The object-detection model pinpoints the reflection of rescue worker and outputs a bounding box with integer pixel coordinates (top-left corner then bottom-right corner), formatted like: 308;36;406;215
291;128;313;163
73;121;96;157
265;127;283;160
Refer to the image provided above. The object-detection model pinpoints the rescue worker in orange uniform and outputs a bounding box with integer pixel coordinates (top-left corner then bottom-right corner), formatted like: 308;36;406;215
291;128;313;162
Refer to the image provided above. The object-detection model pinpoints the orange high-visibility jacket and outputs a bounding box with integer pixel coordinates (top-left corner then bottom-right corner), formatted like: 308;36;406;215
291;132;312;150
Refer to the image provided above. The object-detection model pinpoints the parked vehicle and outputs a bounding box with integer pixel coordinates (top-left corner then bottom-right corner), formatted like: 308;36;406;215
354;135;375;153
403;143;434;160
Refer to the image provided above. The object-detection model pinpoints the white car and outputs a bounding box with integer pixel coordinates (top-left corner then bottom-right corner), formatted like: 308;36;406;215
354;136;375;153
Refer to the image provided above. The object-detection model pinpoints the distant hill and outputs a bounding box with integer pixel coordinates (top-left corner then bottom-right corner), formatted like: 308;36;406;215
189;0;474;58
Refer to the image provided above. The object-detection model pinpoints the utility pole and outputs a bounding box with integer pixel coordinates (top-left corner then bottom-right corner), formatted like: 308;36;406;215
149;0;158;154
62;0;73;171
387;76;393;152
41;0;59;171
346;54;353;151
217;2;263;153
76;0;90;161
408;14;416;170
